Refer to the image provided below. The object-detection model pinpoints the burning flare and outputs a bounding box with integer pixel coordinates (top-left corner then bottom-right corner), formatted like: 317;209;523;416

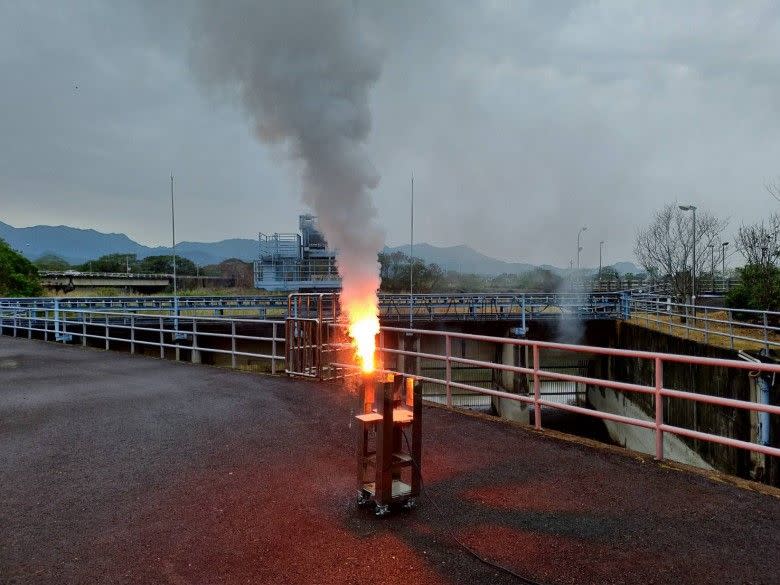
346;298;380;373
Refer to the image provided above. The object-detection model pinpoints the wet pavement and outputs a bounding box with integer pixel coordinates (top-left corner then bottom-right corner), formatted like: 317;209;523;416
1;336;778;585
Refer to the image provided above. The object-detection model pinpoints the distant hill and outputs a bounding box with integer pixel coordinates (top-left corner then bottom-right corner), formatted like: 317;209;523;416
0;219;643;275
384;243;537;276
384;242;643;277
0;220;257;266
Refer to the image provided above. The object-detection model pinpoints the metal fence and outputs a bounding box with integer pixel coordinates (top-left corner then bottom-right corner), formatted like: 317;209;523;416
0;307;285;373
630;297;780;352
329;325;780;462
0;292;627;322
3;302;778;465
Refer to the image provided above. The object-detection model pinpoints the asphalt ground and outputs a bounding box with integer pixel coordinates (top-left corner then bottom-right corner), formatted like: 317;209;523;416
1;336;778;585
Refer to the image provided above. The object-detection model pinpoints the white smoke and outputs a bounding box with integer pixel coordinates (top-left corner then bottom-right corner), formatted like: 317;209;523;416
187;0;385;311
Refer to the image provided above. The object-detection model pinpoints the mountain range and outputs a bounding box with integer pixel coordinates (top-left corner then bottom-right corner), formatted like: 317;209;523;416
0;220;643;275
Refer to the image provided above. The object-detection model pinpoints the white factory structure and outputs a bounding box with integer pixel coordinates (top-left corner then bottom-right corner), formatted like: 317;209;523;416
253;214;341;291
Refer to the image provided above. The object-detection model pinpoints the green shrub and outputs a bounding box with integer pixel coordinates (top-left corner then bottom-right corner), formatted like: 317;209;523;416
0;238;42;297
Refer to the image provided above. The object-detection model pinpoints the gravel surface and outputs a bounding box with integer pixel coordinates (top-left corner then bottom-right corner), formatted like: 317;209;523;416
1;336;778;585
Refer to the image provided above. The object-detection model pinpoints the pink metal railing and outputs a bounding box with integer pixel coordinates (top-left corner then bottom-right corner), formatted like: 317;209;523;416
332;324;780;462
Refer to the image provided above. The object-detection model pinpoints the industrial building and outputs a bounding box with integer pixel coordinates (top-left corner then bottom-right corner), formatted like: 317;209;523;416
253;214;340;291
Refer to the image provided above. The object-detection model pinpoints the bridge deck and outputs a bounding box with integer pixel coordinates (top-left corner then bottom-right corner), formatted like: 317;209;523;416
1;337;777;585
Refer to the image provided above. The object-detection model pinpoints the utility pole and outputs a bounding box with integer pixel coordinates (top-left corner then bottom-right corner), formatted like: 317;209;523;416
708;243;714;292
722;241;729;291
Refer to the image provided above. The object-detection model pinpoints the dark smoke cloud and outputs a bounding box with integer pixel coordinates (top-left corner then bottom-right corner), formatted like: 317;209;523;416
188;0;385;303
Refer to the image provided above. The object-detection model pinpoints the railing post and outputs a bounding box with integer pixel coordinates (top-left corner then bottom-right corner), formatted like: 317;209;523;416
685;305;690;339
231;320;237;369
54;298;60;341
191;320;199;364
445;334;452;408
654;357;664;461
764;312;770;353
728;309;734;350
704;307;709;345
104;314;109;350
81;312;86;347
532;344;541;430
159;316;165;359
130;315;135;355
271;321;277;375
28;309;32;339
521;294;526;333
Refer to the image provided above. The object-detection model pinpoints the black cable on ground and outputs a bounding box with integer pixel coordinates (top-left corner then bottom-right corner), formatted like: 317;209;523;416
400;430;550;585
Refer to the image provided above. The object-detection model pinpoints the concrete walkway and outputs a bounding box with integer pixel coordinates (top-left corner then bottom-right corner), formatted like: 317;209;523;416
1;336;778;585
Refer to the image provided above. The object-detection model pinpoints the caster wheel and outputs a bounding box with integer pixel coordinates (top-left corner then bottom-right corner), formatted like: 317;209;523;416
375;504;391;517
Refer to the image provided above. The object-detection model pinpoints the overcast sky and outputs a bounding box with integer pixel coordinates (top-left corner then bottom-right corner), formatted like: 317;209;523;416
1;1;779;267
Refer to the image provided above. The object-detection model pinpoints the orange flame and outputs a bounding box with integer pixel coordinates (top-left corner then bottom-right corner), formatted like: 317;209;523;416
346;300;379;373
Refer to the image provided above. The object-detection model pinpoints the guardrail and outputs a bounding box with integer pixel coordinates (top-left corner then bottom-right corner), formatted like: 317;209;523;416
0;292;628;323
3;303;777;470
329;325;780;462
0;307;284;373
38;271;171;279
2;293;778;349
630;297;780;352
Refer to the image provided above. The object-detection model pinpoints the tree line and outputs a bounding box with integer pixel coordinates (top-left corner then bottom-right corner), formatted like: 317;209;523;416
634;200;780;312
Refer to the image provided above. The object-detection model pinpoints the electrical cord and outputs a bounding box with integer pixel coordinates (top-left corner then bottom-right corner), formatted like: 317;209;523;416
400;430;550;585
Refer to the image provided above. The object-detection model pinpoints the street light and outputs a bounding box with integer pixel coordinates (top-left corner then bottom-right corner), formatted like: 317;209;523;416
598;240;605;281
576;226;588;271
679;205;697;305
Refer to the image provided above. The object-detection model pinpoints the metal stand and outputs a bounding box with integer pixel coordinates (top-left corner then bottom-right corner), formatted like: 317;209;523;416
356;373;421;516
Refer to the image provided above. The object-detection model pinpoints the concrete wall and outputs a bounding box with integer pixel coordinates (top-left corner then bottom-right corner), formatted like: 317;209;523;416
587;386;711;469
587;321;777;483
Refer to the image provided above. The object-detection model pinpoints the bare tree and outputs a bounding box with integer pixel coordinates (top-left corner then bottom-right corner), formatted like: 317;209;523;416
736;213;780;267
634;203;728;298
767;181;780;204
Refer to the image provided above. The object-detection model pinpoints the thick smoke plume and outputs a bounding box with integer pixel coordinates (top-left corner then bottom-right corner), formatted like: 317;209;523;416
188;0;385;328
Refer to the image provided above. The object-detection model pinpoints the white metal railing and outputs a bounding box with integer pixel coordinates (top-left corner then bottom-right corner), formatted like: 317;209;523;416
630;297;780;352
0;308;285;373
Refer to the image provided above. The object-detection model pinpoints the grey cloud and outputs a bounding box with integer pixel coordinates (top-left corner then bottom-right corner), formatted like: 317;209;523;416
1;1;779;269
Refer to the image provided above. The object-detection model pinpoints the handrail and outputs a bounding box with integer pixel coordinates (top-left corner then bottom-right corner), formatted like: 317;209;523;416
327;323;780;463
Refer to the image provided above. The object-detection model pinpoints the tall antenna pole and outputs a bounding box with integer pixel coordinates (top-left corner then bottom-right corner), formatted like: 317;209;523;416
171;174;179;327
409;173;414;329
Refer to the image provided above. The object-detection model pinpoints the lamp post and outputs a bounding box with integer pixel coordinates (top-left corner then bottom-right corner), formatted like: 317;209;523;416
721;241;729;291
679;205;697;306
598;240;605;282
576;226;588;271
